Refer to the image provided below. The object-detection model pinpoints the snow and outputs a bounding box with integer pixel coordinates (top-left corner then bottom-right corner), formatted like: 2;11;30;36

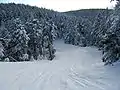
0;40;120;90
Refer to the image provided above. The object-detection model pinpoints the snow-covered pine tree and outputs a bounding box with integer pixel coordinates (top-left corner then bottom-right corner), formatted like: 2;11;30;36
0;40;4;61
101;2;120;65
7;18;29;61
91;12;105;46
0;38;10;62
0;21;10;39
64;19;86;47
27;19;43;60
42;20;55;60
74;21;86;47
91;8;110;48
64;18;74;44
64;28;74;45
101;32;120;65
47;18;58;40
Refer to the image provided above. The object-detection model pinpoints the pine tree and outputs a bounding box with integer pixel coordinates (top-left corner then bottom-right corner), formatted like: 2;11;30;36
0;21;10;39
48;19;58;40
64;19;86;47
0;41;4;61
42;20;55;60
101;32;120;65
7;18;29;61
101;2;120;65
91;12;104;46
27;19;43;60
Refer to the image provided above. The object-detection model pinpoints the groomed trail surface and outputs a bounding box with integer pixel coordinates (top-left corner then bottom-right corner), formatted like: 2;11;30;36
0;40;120;90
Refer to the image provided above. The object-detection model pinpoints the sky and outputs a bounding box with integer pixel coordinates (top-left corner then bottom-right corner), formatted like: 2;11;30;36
0;0;117;12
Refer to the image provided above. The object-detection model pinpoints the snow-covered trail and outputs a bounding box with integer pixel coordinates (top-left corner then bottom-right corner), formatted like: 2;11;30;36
0;40;120;90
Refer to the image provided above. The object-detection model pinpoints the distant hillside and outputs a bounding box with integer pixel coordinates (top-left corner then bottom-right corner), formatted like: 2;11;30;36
65;9;113;22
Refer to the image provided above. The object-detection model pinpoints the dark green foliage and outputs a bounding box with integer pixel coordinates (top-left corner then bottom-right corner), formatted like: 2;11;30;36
0;3;58;61
100;33;120;65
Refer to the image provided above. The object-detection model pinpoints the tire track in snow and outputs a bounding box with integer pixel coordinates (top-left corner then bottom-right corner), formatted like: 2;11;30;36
68;67;106;90
36;72;53;90
11;64;31;85
31;72;45;84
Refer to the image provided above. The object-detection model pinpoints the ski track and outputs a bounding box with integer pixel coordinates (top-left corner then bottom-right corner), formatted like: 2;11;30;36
0;40;120;90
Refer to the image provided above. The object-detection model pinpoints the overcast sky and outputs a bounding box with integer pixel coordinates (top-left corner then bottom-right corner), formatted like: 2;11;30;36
0;0;116;12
